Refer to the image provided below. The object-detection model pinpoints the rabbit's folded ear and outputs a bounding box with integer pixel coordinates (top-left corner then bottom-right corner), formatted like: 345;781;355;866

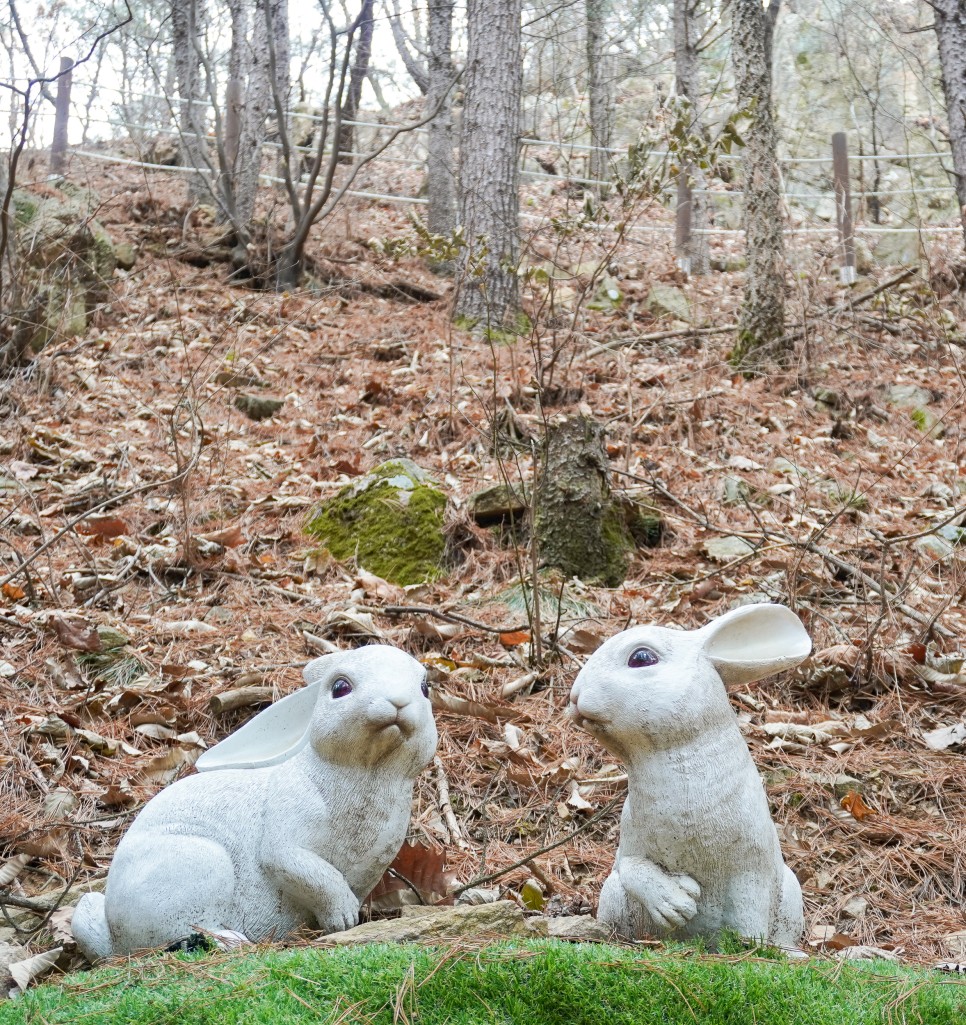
195;682;321;772
699;604;811;686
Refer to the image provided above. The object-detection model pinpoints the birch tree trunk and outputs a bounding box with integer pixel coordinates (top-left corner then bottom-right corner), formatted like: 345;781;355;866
730;0;786;368
932;0;966;249
338;0;375;162
673;0;709;276
221;0;249;220
234;0;273;234
455;0;522;327
268;0;291;181
426;0;456;243
586;0;610;192
171;0;209;202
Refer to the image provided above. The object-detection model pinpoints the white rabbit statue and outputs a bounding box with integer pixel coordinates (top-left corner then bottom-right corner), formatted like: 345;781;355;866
72;645;437;960
568;603;811;948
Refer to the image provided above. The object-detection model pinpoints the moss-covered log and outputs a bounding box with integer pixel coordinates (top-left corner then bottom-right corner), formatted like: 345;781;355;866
533;414;634;587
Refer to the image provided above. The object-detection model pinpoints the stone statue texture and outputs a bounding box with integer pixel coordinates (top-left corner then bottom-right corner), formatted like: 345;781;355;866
568;603;811;948
72;645;437;961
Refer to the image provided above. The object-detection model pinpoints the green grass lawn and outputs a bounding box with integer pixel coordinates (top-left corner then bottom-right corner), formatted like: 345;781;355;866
3;940;964;1025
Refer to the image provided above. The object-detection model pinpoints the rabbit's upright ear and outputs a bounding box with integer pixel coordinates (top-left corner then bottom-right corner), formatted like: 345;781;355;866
194;660;331;772
699;604;811;686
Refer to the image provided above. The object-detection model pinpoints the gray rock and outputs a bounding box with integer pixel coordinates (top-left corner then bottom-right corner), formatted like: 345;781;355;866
546;915;615;942
885;384;932;410
322;901;547;945
647;284;691;322
914;535;956;562
872;231;925;268
842;896;869;919
114;242;136;271
12;187;117;350
234;394;285;421
0;942;28;986
468;483;528;526
703;535;756;562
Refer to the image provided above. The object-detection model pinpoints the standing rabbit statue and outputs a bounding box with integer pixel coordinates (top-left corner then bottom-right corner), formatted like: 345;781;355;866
72;645;437;960
568;603;811;948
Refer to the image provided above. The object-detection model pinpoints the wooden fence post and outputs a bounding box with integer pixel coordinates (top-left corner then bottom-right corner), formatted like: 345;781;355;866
675;169;692;276
50;57;74;176
832;132;856;285
224;77;242;170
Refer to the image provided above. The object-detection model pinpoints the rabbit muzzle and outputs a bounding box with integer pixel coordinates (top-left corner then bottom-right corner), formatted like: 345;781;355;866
367;698;422;738
568;693;608;734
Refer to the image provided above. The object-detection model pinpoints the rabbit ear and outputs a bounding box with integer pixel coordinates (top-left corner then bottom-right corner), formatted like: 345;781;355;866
699;604;811;686
195;681;321;772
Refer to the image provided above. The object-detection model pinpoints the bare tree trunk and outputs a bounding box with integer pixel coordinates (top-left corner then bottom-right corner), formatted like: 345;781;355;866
673;0;709;275
763;0;782;72
389;0;429;95
932;0;966;250
172;0;209;202
455;0;522;328
338;0;375;162
426;0;456;244
585;0;610;192
220;0;249;222
235;0;273;234
730;0;786;369
269;0;291;181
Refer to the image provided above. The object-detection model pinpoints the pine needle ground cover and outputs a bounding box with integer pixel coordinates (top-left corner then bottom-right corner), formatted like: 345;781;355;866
4;941;965;1025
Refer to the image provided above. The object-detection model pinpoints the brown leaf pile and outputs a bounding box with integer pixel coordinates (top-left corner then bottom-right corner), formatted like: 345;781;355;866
0;156;965;975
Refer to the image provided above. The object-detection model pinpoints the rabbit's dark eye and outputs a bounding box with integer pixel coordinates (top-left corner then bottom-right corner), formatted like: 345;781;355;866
420;678;430;699
331;677;353;699
627;647;659;669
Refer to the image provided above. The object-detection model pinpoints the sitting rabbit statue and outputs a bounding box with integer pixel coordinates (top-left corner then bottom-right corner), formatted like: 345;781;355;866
72;645;437;960
568;603;811;948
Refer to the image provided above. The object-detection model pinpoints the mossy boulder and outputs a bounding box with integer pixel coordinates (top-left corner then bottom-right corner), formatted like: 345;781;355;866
12;186;117;350
305;460;448;585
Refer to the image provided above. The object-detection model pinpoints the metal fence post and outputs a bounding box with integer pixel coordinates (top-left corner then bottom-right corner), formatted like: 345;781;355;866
832;132;856;285
49;57;74;176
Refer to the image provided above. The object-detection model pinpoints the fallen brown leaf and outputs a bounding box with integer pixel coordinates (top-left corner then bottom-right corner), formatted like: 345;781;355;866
76;516;130;538
51;615;102;653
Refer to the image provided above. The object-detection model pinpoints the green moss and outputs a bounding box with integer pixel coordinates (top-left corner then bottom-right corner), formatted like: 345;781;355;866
622;499;665;547
305;460;447;585
12;191;39;227
6;940;965;1025
599;507;636;587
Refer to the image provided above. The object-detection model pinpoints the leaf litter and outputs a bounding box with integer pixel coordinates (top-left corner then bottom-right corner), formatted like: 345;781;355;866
0;160;965;987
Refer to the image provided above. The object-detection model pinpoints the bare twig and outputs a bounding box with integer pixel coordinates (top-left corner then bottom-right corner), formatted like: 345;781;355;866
0;462;199;592
359;604;529;635
453;794;623;894
434;755;469;850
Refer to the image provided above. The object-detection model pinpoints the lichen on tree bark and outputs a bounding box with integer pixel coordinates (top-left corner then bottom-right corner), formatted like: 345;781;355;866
454;0;522;327
730;0;786;369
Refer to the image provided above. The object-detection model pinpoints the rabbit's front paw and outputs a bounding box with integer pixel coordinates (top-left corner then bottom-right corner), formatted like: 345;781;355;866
314;892;359;935
623;862;701;930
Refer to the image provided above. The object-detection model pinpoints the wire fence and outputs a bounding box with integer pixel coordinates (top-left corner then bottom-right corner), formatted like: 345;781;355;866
7;77;964;265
